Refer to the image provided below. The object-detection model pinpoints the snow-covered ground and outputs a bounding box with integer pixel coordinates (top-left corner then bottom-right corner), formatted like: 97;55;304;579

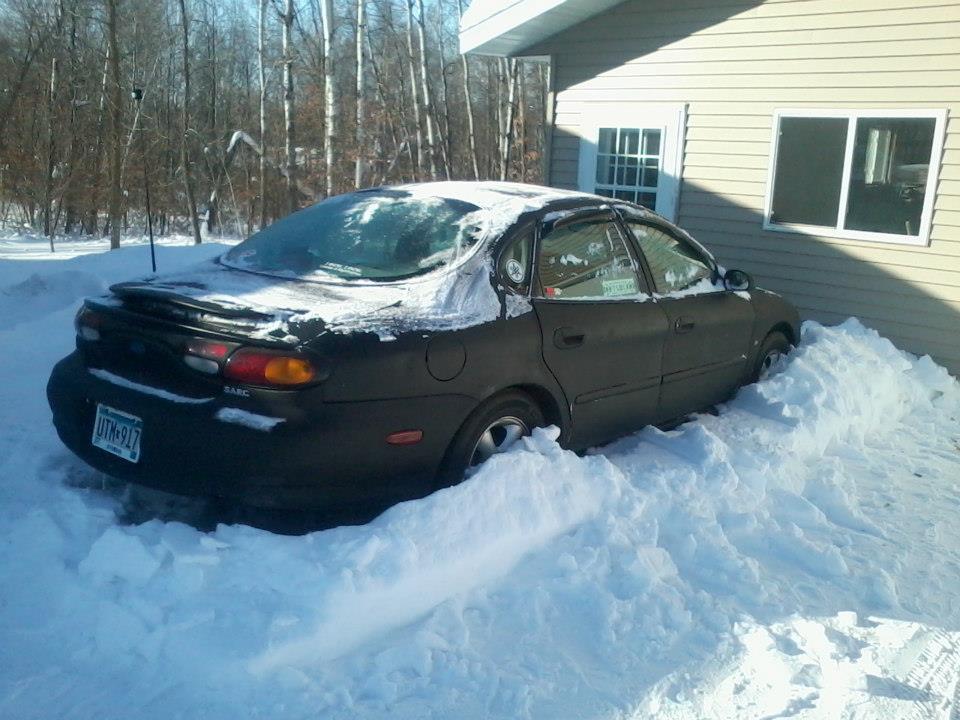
1;233;959;720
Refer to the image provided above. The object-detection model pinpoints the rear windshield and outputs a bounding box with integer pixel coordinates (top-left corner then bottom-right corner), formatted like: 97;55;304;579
222;190;482;281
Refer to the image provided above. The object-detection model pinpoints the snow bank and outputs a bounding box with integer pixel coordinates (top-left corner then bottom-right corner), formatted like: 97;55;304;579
1;236;959;719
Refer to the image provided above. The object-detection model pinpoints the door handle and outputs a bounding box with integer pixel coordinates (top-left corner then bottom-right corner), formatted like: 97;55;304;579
554;327;585;349
674;317;696;334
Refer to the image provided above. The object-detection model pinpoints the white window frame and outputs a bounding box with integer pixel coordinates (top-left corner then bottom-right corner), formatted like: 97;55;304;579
578;104;686;223
762;108;948;247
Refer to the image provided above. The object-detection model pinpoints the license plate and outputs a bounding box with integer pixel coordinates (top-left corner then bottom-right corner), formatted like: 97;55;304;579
91;404;143;463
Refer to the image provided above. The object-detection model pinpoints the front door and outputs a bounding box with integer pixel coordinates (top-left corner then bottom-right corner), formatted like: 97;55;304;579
532;211;670;450
578;104;686;222
623;219;755;422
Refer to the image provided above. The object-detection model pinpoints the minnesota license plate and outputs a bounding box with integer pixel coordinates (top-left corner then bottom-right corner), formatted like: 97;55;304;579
91;404;143;463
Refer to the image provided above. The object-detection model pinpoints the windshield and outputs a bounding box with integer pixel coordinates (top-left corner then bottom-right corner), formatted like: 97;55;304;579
222;190;483;281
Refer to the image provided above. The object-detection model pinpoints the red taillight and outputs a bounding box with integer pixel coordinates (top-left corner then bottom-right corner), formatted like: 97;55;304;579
183;338;234;375
185;339;231;360
223;348;317;388
75;307;103;341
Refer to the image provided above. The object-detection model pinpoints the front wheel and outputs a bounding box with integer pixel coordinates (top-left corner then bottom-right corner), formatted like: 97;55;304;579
753;330;791;382
437;391;545;487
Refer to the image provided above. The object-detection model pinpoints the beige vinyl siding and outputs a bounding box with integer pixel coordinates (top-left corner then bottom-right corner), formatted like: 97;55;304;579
528;0;960;373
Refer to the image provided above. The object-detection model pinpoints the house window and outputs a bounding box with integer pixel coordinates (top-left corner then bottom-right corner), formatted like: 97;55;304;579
765;110;946;246
594;127;661;208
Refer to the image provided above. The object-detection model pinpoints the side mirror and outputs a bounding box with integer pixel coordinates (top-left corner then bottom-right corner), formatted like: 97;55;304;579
723;268;754;292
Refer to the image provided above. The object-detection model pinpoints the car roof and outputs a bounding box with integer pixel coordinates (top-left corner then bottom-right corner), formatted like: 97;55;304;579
377;181;589;211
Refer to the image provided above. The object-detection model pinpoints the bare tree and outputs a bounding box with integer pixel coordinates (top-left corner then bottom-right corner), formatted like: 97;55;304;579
404;0;423;178
281;0;297;214
499;58;518;182
0;0;550;238
456;0;479;180
106;0;123;249
258;0;268;228
177;0;202;244
320;0;336;196
414;0;437;179
354;0;366;189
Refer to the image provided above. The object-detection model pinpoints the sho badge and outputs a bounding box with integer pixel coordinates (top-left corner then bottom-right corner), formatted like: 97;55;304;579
223;386;250;398
505;259;525;284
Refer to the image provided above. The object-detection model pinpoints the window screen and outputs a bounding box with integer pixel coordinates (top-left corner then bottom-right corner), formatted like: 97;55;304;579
538;219;643;300
770;117;847;227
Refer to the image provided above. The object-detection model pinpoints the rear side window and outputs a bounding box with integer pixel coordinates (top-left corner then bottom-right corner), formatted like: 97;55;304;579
498;228;533;293
537;218;643;300
627;223;713;294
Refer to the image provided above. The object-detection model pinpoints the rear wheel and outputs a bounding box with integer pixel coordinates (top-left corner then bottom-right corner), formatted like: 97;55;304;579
753;330;791;382
437;391;545;486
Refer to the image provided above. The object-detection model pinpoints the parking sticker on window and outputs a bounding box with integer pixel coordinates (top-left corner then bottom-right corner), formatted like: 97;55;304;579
505;259;525;283
602;277;638;297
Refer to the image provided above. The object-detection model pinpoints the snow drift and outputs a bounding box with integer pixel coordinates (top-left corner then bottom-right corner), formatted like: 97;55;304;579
1;236;959;719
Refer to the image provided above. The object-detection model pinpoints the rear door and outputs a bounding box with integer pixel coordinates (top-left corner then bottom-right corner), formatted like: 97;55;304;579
532;210;670;450
620;215;755;422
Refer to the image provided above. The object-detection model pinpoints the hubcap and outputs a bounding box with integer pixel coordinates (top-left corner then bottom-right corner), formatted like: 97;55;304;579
759;349;783;379
469;416;529;467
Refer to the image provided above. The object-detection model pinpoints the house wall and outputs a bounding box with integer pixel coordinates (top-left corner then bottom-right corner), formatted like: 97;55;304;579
526;0;960;373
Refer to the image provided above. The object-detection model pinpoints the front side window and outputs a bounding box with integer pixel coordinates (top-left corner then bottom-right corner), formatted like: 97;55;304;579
628;223;713;294
767;111;944;244
223;190;481;281
537;218;644;301
594;127;661;207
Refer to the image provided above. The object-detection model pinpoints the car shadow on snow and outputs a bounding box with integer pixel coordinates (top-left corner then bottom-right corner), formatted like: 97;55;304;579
61;461;388;535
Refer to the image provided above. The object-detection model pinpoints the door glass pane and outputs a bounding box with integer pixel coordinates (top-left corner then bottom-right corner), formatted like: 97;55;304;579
598;128;617;154
629;223;713;294
642;129;661;156
844;117;935;236
770;116;848;227
596;154;616;184
538;220;644;300
594;126;662;210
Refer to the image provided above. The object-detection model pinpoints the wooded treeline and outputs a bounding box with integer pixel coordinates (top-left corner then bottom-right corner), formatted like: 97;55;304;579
0;0;548;245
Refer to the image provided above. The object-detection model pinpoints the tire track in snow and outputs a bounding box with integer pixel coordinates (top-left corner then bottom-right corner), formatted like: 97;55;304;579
902;629;960;720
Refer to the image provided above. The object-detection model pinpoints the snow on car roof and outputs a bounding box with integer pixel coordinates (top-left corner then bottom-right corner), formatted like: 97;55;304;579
383;180;585;208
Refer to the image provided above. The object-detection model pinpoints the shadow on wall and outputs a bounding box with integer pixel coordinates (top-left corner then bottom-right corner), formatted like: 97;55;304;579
551;125;959;375
532;0;958;374
543;0;768;89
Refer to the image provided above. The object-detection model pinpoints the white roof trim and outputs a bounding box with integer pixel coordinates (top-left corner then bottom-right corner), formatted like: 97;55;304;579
460;0;626;57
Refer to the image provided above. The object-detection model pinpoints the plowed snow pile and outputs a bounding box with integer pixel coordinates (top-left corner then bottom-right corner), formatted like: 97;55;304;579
1;235;959;720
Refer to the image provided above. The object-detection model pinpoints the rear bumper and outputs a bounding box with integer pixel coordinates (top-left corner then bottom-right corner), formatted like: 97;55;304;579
47;351;474;509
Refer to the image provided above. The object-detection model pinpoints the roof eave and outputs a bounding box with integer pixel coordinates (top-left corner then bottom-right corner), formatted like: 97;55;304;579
459;0;627;57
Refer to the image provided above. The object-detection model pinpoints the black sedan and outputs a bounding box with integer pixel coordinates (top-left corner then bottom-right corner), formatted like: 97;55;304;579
48;182;800;511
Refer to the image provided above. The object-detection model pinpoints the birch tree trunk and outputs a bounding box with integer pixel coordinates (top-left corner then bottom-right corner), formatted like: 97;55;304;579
499;58;518;182
405;0;424;178
106;0;123;249
414;0;437;180
456;0;479;181
43;54;59;243
177;0;202;244
320;0;336;196
354;0;366;189
281;0;297;214
257;0;268;228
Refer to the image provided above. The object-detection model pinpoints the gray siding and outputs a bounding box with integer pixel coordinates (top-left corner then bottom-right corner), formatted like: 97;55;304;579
528;0;960;373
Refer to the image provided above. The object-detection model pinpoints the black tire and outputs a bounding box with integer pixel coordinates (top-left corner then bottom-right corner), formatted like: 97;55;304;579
753;330;791;382
436;390;546;487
